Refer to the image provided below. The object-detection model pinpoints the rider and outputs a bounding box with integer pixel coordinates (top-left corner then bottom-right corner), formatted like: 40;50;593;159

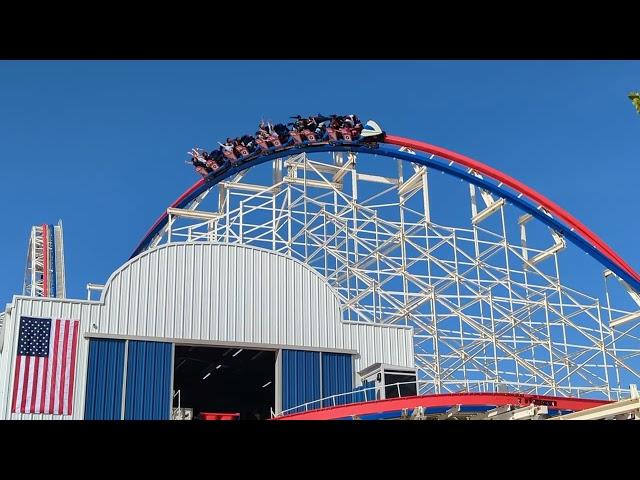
222;137;235;152
240;134;256;152
310;114;330;137
191;156;210;177
289;115;306;132
273;123;289;141
257;120;271;139
329;114;343;130
209;149;224;165
346;114;361;127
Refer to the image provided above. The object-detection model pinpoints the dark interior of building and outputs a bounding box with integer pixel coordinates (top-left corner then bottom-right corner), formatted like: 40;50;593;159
173;346;275;420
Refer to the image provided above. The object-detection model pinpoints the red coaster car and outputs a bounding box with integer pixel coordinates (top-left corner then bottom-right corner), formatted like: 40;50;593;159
327;127;357;142
206;159;219;172
339;127;354;141
289;130;303;145
222;148;239;164
257;135;282;151
290;129;317;144
235;144;250;157
301;129;316;142
270;135;282;147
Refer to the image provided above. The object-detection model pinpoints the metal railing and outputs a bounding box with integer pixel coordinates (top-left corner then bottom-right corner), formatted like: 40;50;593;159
274;380;421;418
273;380;633;418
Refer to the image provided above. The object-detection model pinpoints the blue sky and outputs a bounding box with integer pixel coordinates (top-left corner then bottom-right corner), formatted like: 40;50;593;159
0;60;639;306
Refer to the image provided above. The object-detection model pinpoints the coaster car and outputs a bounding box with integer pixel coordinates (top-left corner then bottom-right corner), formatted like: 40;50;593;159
234;144;250;157
326;126;359;142
206;159;220;172
256;135;283;151
222;147;239;164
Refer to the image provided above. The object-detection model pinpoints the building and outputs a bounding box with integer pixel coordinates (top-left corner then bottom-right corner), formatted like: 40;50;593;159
0;243;414;420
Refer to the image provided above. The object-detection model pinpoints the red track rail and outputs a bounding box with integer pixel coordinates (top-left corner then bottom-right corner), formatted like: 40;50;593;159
274;392;611;420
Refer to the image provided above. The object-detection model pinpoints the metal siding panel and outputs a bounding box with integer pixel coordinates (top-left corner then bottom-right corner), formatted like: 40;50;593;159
158;246;167;338
197;244;206;341
132;256;141;336
97;244;413;366
165;247;175;339
229;246;236;341
282;349;321;412
84;338;125;420
121;266;130;335
185;245;194;339
179;246;187;339
322;353;354;407
203;245;211;341
219;246;228;340
124;340;172;420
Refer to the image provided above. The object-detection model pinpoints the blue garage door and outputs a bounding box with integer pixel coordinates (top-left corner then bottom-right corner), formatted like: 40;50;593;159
321;353;353;407
282;350;355;413
124;340;173;420
84;338;126;420
282;350;321;413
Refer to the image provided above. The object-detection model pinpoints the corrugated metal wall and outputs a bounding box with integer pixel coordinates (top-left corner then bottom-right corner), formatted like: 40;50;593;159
97;243;414;371
282;350;321;413
124;341;172;420
84;338;125;420
0;243;414;420
321;352;353;407
282;350;355;411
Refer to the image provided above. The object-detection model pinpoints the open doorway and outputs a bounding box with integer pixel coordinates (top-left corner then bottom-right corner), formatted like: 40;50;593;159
173;345;276;420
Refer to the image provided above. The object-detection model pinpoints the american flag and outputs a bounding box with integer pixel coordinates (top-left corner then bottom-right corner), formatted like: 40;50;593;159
12;317;79;415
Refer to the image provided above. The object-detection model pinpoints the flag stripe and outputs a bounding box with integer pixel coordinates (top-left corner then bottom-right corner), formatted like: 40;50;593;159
16;353;26;413
29;355;40;413
25;355;37;414
44;321;55;413
37;357;49;414
53;322;69;414
34;357;43;413
53;321;65;415
21;356;31;413
66;321;79;414
61;320;72;415
48;320;61;415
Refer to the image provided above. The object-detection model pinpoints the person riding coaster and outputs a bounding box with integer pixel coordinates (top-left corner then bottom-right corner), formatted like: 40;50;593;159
187;148;212;178
288;115;318;144
220;137;250;164
310;114;331;138
219;138;237;163
239;134;257;153
232;137;251;157
255;121;286;151
189;115;385;177
204;149;225;172
325;114;361;142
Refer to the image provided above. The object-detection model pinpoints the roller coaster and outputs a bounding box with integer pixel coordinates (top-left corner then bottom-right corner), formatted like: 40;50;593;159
124;115;640;418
